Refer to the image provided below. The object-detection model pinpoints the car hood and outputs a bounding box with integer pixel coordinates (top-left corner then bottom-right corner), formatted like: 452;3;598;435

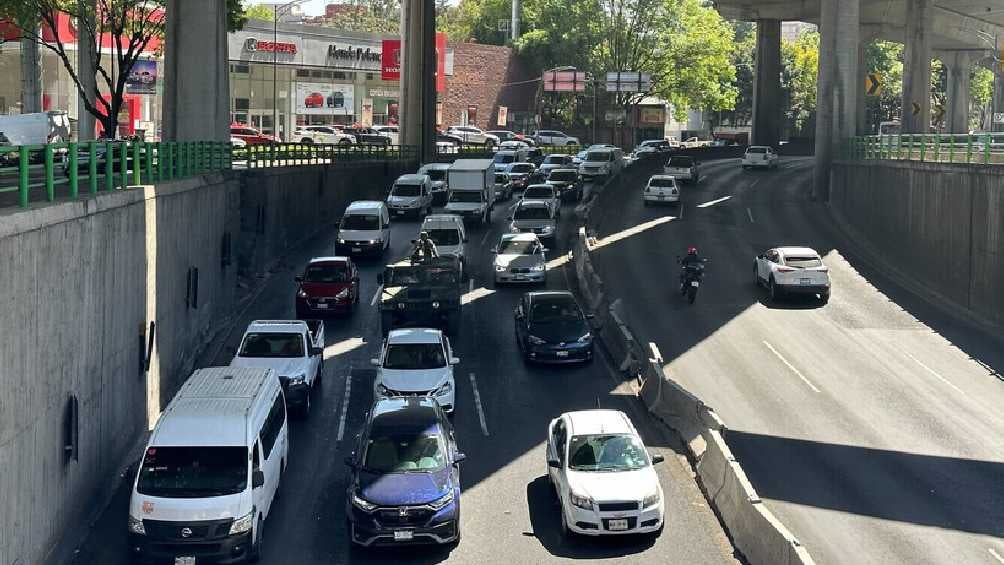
357;467;452;506
528;319;589;343
339;228;381;241
495;253;543;269
231;356;309;379
388;195;421;206
378;367;451;392
567;467;659;503
512;219;555;230
129;491;248;522
299;281;351;297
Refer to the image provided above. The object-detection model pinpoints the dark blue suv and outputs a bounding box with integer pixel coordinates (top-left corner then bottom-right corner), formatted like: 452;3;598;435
345;397;465;546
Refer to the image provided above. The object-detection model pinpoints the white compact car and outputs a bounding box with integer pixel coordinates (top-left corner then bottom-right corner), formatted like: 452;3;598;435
493;232;547;285
642;175;680;206
742;146;779;169
293;125;356;145
372;328;459;413
753;246;830;303
547;410;665;538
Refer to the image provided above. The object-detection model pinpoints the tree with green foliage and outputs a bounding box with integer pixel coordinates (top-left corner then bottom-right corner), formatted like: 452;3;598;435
242;3;274;22
726;21;755;126
971;66;994;130
781;31;819;135
318;0;401;34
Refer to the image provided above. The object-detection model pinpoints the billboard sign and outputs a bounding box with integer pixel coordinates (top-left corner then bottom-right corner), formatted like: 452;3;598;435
605;71;651;92
125;59;157;94
294;82;354;115
543;70;587;92
381;39;401;81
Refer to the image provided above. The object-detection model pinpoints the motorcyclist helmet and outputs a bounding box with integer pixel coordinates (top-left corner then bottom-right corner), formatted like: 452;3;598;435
687;246;698;256
419;231;430;240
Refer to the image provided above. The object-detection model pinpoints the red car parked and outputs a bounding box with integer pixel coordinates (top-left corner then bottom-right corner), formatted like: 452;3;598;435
230;123;275;145
304;92;324;108
295;257;360;317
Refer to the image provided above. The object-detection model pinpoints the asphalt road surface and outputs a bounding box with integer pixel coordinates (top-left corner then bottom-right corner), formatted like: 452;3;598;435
67;170;737;565
589;156;1004;565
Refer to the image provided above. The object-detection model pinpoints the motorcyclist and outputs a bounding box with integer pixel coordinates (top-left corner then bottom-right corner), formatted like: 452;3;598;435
412;231;439;263
679;246;704;289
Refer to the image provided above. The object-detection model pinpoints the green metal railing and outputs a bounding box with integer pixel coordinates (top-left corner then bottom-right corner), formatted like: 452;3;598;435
842;133;1004;165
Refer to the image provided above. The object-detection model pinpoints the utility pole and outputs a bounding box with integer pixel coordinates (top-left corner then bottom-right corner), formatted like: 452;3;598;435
511;0;520;42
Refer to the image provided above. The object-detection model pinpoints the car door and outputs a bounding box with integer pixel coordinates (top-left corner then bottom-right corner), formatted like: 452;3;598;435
547;418;568;496
758;249;777;280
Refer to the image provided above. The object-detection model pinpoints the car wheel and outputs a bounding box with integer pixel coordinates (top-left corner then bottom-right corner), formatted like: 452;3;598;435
754;264;761;287
769;277;779;302
559;507;575;540
820;290;830;304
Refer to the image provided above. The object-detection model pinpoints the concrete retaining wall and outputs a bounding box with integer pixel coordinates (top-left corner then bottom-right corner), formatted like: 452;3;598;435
831;160;1004;328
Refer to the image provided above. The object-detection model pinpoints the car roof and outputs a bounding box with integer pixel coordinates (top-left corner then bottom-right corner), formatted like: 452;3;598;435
776;246;820;256
423;214;463;223
308;256;349;265
246;320;308;334
527;291;576;306
549;167;578;173
524;184;554;191
501;232;539;242
517;199;551;208
648;175;677;181
396;173;429;183
346;200;385;212
564;409;635;436
496;150;517;155
387;328;443;344
370;397;442;429
748;145;771;150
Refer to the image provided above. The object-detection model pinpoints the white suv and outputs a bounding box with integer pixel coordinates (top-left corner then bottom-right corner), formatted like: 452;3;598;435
293;125;356;145
754;246;830;303
535;130;580;146
547;410;665;537
446;125;498;146
372;329;459;413
642;175;680;206
742;146;779;169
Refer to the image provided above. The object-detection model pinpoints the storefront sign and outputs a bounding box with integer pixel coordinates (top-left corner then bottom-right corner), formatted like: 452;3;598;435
327;44;381;67
361;98;374;127
639;107;665;124
126;59;157;94
244;37;298;54
381;39;401;81
369;87;399;99
497;106;508;127
295;82;354;116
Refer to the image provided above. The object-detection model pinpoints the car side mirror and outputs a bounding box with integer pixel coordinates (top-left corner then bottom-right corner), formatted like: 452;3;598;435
252;470;265;489
294;275;303;283
547;458;561;469
651;454;665;465
454;452;467;464
310;346;323;356
370;358;381;366
449;357;460;365
376;273;384;285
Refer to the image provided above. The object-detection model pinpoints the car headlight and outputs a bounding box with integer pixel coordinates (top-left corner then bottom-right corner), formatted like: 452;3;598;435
509;224;520;233
297;288;308;298
435;380;453;396
351;492;378;513
369;239;380;245
541;225;554;233
428;489;455;511
229;510;254;535
376;383;391;396
287;373;306;386
577;332;592;342
335;288;350;301
530;263;545;272
642;492;661;508
527;335;546;345
127;514;146;535
570;491;594;510
432;301;440;309
337;238;347;244
495;264;507;272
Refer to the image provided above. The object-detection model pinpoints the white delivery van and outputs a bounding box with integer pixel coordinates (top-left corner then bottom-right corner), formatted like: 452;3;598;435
445;158;494;225
0;111;71;146
127;367;287;564
336;200;391;256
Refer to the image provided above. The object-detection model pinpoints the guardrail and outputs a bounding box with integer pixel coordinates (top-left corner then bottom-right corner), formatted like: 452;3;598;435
243;143;417;167
843;133;1004;165
436;144;584;160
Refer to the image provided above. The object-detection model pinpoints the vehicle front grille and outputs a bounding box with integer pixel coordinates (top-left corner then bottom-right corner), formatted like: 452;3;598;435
598;501;639;512
143;519;233;542
509;267;530;274
376;506;435;527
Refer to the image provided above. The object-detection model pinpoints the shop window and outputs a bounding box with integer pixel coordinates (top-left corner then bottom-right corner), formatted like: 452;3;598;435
235;98;250;111
333;72;346;80
231;64;249;74
366;73;374;81
296;69;311;78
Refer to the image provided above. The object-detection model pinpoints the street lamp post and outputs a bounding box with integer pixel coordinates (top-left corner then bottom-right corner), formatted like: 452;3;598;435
274;0;307;142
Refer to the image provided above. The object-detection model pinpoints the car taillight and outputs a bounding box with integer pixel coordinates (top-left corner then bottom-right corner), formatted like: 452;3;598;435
776;267;796;272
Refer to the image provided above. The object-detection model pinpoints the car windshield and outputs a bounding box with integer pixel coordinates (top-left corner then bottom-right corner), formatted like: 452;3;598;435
585;151;611;162
549;171;577;182
524;187;553;199
449;191;481;203
421;168;447;181
784;256;823;268
363;426;446;472
499;239;537;255
494;153;516;164
392;183;422;197
531;299;582;323
304;263;349;282
238;332;304;358
510;164;533;174
384;266;459;286
136;446;247;497
426;228;461;246
668;157;694;167
747;147;767;154
543;155;566;164
567;434;649;472
341;214;380;230
495;174;509;184
649;178;675;187
383;342;447;370
514;206;551;221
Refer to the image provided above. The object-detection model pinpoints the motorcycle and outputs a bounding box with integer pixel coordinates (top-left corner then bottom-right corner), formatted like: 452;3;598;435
677;258;708;304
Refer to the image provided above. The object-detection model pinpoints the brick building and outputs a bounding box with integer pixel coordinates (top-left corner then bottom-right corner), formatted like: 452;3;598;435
441;42;537;133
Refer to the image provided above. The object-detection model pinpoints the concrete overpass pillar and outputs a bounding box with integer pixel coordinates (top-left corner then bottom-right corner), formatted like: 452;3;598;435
400;0;437;163
813;0;859;201
752;19;782;147
20;34;42;113
943;52;976;134
76;0;97;141
901;0;932;134
994;65;1004;132
162;0;229;141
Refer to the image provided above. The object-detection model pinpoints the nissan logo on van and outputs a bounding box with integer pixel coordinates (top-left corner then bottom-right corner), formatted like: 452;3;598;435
180;527;193;538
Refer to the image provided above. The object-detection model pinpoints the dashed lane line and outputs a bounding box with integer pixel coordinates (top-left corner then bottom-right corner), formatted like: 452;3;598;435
747;207;755;223
763;341;821;393
369;284;383;306
336;371;352;442
903;351;966;396
469;373;490;436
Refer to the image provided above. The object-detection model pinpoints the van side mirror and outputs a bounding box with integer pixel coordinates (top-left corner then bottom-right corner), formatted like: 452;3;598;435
449;357;461;365
294;275;303;283
547;458;560;469
252;470;265;489
310;346;323;356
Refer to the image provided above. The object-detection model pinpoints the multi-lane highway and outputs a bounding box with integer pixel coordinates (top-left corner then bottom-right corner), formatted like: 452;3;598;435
67;168;737;565
589;156;1004;565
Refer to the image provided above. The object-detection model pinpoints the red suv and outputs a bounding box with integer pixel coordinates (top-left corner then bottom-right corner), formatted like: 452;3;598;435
229;123;275;145
304;92;324;108
295;257;360;317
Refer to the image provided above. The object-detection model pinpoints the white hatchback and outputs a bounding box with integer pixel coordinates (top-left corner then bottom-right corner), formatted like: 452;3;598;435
642;175;680;206
547;410;665;537
754;246;830;303
372;329;459;413
742;146;779;169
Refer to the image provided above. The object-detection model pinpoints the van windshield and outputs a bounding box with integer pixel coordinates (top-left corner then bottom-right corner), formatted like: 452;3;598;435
421;168;447;181
392;184;422;197
238;333;304;358
136;446;247;497
549;170;577;182
341;214;380;230
585;151;611;162
426;228;461;246
494;153;516;164
667;157;694;168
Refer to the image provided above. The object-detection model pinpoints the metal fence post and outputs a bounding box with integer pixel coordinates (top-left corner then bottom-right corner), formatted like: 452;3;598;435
18;145;29;207
88;141;97;194
68;142;79;199
105;141;115;191
984;133;991;164
44;145;55;201
133;141;142;185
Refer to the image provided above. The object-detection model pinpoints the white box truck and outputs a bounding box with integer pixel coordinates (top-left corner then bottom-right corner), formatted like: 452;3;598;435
444;158;494;225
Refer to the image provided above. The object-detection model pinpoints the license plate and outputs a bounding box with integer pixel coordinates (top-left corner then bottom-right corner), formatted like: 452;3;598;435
351;247;361;253
393;530;413;541
514;276;526;281
657;195;664;199
608;519;628;531
800;278;811;285
396;210;406;215
690;281;700;287
175;558;196;565
316;303;328;309
556;351;569;358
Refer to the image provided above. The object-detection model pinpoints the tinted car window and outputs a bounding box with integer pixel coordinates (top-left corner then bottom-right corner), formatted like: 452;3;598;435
427;228;461;246
784;256;823;268
568;434;648;471
668;156;694;167
384;343;447;370
341;214;380;230
514;206;551;220
238;333;304;358
549;171;577;182
304;263;349;282
649;178;675;187
523;187;554;199
747;147;768;154
363;424;446;472
392;183;423;197
137;446;247;497
530;299;582;323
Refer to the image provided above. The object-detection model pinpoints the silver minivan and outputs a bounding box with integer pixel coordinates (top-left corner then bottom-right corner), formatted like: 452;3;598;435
337;200;391;256
508;199;558;243
387;174;434;219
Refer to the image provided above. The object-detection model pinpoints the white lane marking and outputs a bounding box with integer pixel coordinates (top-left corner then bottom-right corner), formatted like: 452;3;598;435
697;195;732;208
469;373;489;436
679;203;685;219
468;278;475;293
903;351;966;396
747;207;755;223
480;229;492;247
369;284;383;306
763;341;821;393
750;179;761;189
989;548;1004;564
336;372;352;442
649;342;663;363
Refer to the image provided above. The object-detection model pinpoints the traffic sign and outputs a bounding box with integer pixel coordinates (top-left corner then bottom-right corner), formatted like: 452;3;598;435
543;70;587;92
865;72;882;96
605;71;651;93
993;112;1004;124
912;102;921;116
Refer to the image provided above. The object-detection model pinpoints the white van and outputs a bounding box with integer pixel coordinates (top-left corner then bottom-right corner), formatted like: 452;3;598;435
337;200;391;256
421;214;468;270
0;111;71;146
127;367;287;564
579;147;623;180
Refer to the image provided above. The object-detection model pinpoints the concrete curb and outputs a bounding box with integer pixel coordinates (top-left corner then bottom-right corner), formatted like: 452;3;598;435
569;176;817;565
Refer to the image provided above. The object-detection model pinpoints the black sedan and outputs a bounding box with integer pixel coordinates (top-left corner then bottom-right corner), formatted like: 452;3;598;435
514;291;594;364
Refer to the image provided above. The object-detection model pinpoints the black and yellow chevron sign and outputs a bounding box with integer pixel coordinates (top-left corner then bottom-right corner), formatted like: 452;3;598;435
866;73;882;96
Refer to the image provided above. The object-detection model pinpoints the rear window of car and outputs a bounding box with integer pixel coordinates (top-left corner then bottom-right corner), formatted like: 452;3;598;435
649;178;675;187
784;256;822;268
747;147;767;154
667;157;693;167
